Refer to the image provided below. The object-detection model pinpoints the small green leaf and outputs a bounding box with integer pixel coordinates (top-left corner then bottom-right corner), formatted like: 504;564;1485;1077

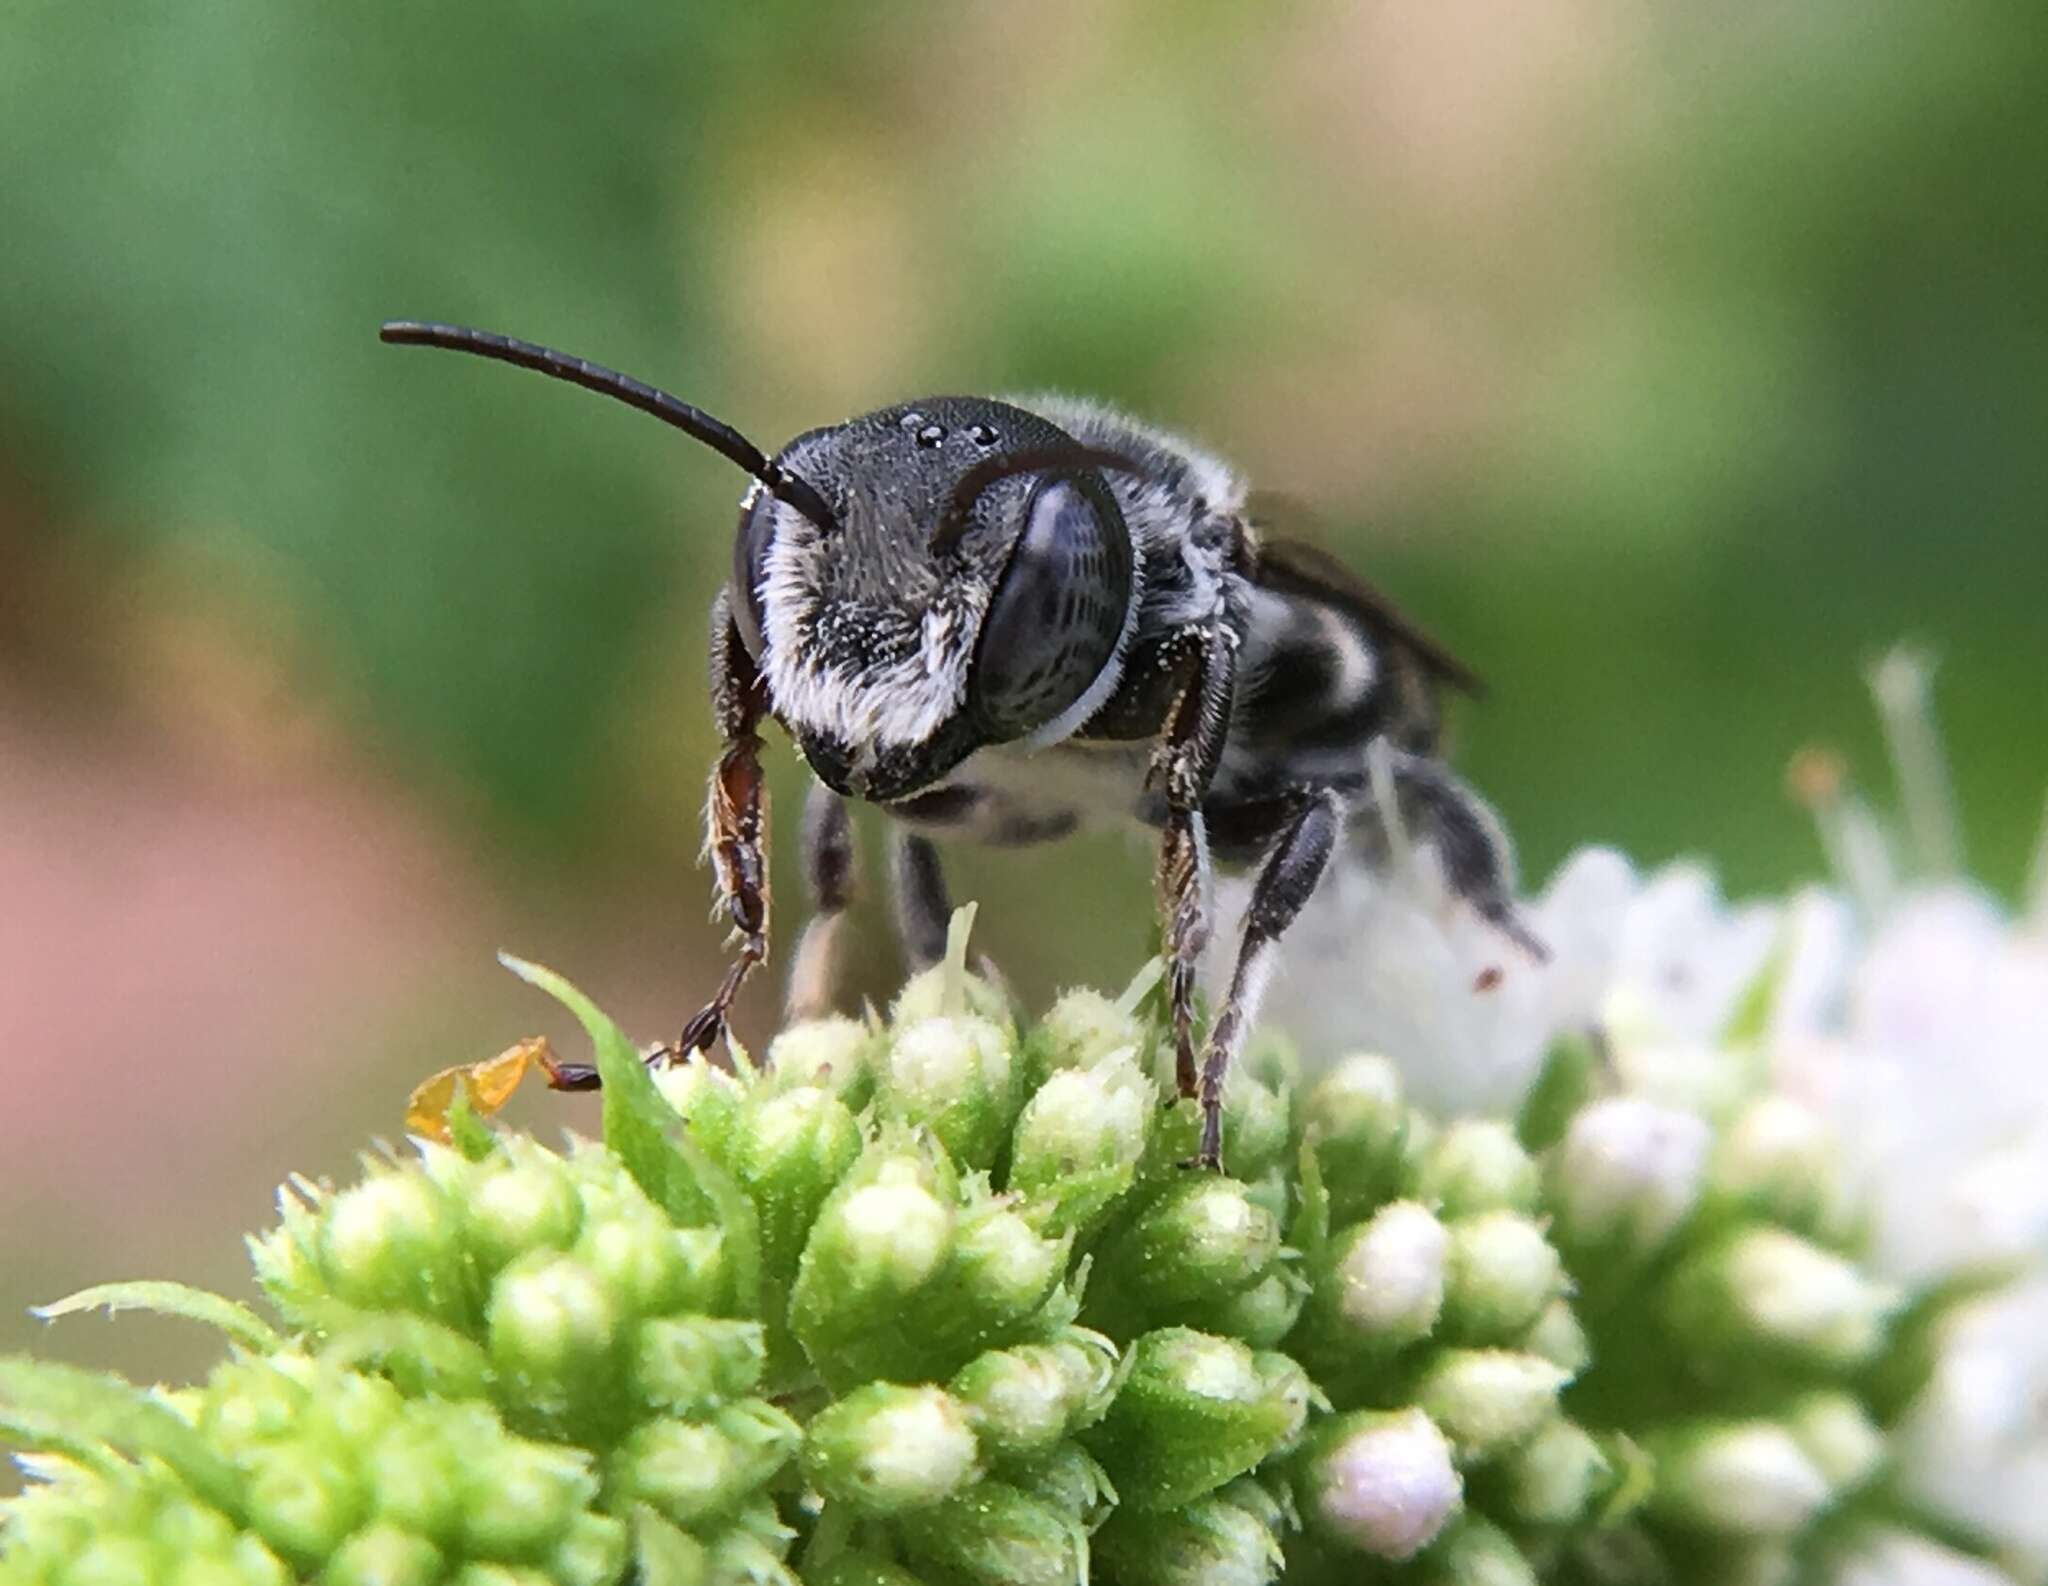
0;1355;243;1519
1719;934;1791;1048
35;1280;281;1353
632;1503;710;1586
500;952;712;1226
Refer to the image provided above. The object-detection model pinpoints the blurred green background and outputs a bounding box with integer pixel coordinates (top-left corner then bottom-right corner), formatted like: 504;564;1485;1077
3;0;2044;1401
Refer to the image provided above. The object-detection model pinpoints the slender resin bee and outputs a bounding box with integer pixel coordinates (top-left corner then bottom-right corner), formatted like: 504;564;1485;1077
381;322;1543;1168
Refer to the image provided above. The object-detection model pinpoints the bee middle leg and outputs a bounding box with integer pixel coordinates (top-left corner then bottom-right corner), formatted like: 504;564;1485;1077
784;780;858;1023
1192;788;1340;1169
888;828;954;973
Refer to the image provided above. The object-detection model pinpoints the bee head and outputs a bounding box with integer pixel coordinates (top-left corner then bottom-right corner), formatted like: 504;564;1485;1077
733;397;1140;801
374;325;1139;804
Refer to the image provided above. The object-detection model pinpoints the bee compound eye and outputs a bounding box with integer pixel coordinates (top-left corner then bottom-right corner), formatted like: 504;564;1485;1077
729;488;776;658
970;474;1133;738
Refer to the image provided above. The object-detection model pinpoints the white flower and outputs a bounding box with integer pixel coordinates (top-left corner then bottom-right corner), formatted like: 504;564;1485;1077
1219;840;1634;1114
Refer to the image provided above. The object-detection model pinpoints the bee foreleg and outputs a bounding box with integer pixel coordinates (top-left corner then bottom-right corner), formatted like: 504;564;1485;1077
784;780;858;1024
1194;789;1341;1170
1151;624;1236;1098
1368;748;1548;962
675;596;774;1065
889;828;954;972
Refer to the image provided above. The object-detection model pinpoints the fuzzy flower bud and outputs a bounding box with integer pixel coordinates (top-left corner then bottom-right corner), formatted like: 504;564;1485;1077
611;1401;801;1527
1100;1177;1281;1321
1663;1226;1895;1371
1298;1201;1447;1374
1442;1211;1565;1344
803;1384;981;1516
1783;1390;1886;1493
631;1316;768;1414
896;1479;1088;1586
1302;1407;1462;1561
1008;1052;1152;1235
789;1145;955;1386
1085;1329;1308;1510
1413;1349;1569;1461
1302;1056;1415;1223
1417;1516;1538;1586
1022;986;1148;1081
1550;1097;1710;1257
464;1144;584;1273
950;1332;1118;1459
1092;1485;1286;1586
317;1170;469;1324
1497;1417;1613;1528
1647;1421;1832;1536
878;1014;1020;1170
1709;1096;1840;1232
764;1014;876;1101
1415;1121;1541;1217
485;1253;619;1416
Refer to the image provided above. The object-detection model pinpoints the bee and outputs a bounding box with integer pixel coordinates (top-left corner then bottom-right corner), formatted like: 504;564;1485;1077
380;322;1544;1168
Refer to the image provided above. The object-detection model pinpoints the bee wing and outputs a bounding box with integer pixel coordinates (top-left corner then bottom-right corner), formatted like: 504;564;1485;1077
1245;491;1487;700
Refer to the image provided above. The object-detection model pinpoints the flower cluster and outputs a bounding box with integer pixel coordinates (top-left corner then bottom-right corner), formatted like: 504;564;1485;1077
4;657;2041;1585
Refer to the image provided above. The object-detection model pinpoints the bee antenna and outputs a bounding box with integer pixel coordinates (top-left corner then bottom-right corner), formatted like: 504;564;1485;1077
378;321;839;533
932;444;1144;555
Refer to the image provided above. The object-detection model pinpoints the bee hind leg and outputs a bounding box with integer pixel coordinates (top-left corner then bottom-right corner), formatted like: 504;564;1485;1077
1368;747;1548;963
1193;788;1342;1171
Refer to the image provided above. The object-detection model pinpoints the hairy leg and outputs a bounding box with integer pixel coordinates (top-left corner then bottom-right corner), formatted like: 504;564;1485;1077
785;780;858;1023
1193;790;1340;1169
888;827;953;973
1151;625;1236;1098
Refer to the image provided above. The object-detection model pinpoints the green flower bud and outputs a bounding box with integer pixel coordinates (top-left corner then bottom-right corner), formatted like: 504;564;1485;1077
362;1411;467;1543
764;1014;876;1103
1301;1408;1461;1561
1193;1266;1309;1350
465;1143;583;1273
803;1384;981;1516
458;1441;597;1560
323;1523;442;1586
1149;1066;1289;1186
1442;1212;1565;1344
1092;1488;1284;1586
1298;1201;1447;1374
1783;1391;1885;1493
896;1479;1086;1586
703;1523;800;1586
1520;1298;1592;1373
1662;1227;1894;1372
577;1207;700;1321
1646;1421;1831;1536
1008;1054;1152;1236
242;1443;369;1569
1709;1097;1840;1232
1000;1443;1116;1524
790;1145;956;1387
808;1551;931;1586
732;1085;862;1261
611;1401;801;1526
1549;1098;1709;1258
1414;1121;1540;1217
486;1253;620;1415
1022;987;1148;1082
916;1199;1068;1374
1413;1349;1569;1461
317;1168;473;1325
1085;1329;1306;1510
1302;1056;1416;1223
951;1333;1118;1459
1416;1515;1536;1586
633;1317;768;1414
547;1511;631;1586
1099;1178;1280;1319
892;955;1012;1033
1496;1417;1612;1528
878;1014;1020;1171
